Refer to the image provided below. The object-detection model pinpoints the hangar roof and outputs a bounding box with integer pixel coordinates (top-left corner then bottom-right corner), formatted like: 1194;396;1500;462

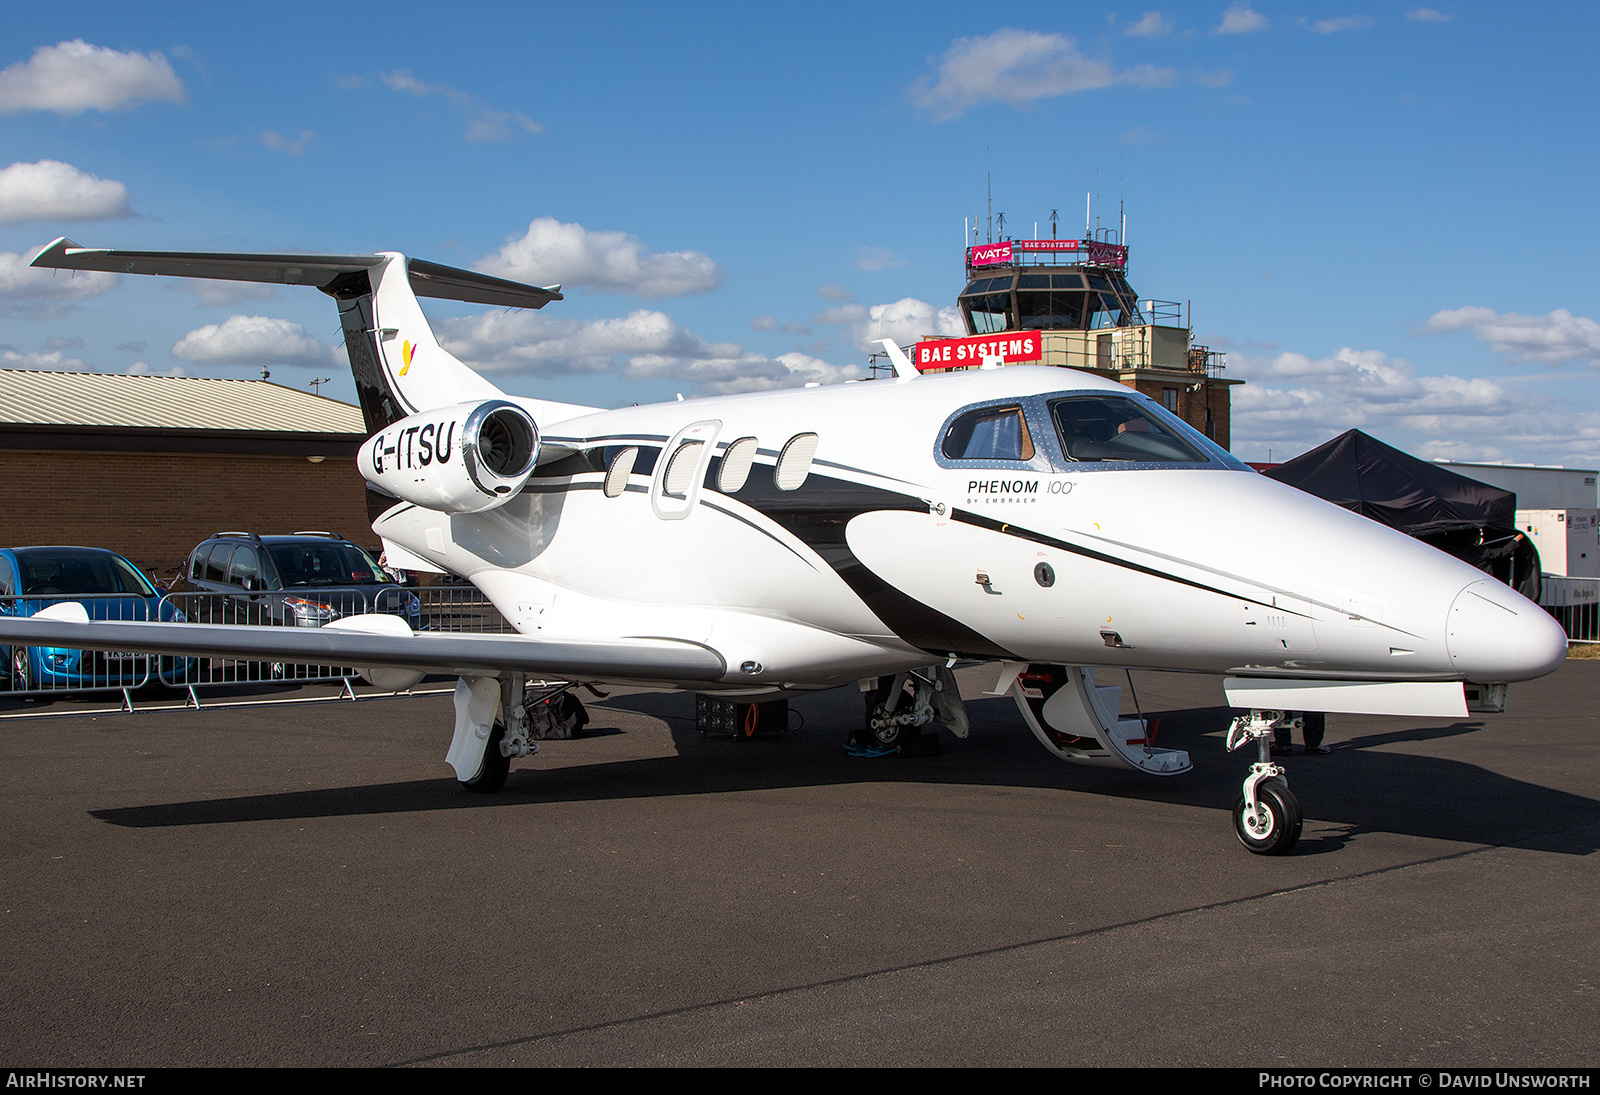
0;369;364;435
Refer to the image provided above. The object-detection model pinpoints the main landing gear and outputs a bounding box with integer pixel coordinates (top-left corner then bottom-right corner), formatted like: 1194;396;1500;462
1225;710;1304;855
449;672;543;793
856;666;969;754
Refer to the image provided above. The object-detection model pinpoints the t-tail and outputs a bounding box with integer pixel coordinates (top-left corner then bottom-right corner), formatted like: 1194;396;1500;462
28;238;564;433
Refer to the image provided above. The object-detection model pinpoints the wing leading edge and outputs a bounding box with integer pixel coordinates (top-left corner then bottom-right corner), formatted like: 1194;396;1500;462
0;613;725;685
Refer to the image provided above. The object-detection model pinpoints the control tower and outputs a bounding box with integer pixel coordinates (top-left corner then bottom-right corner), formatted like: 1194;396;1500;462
913;234;1241;449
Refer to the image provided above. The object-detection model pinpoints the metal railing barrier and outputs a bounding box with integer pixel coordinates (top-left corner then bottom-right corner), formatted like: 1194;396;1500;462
1540;575;1599;646
2;586;514;707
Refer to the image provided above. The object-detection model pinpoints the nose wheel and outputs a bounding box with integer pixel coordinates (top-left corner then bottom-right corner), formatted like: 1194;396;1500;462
1226;709;1304;855
1232;779;1301;854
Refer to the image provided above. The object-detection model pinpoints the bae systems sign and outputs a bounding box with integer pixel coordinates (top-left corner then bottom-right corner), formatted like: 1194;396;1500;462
915;331;1042;370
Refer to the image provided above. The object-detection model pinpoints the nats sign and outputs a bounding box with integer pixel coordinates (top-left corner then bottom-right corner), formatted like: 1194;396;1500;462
967;241;1013;267
915;331;1043;371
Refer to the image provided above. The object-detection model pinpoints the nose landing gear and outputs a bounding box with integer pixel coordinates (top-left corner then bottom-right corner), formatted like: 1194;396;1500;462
1226;709;1304;855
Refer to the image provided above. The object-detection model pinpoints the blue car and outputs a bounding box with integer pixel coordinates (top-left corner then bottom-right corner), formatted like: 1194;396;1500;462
0;546;190;693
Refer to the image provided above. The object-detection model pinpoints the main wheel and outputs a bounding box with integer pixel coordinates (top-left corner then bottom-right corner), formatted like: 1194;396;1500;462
1233;780;1302;855
460;720;511;793
863;677;921;750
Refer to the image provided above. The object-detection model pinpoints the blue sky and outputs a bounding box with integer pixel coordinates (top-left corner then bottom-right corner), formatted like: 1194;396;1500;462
2;2;1597;466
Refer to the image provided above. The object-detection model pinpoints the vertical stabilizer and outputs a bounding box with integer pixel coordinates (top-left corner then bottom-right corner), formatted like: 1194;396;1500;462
26;238;564;435
367;253;504;416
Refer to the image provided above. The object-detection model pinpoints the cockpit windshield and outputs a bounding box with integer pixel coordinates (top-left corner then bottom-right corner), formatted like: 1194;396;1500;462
1050;396;1207;463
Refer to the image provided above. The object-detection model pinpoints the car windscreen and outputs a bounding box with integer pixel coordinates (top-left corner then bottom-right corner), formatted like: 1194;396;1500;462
1050;396;1208;464
265;542;389;587
16;551;156;596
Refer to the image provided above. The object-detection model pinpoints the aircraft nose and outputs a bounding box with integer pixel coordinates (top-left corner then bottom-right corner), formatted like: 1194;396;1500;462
1446;579;1568;682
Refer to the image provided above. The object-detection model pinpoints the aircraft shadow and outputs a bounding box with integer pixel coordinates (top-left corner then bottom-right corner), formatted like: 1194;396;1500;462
89;688;1600;855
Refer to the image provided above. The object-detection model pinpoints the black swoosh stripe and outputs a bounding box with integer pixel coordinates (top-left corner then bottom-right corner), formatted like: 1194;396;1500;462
950;508;1296;614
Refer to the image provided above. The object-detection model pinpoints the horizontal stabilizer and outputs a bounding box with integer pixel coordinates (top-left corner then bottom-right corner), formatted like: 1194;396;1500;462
0;615;724;685
29;238;563;310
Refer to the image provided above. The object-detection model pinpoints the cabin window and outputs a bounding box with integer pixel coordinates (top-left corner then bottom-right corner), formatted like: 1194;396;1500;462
603;446;637;498
717;437;758;493
941;406;1035;461
774;433;819;491
662;440;705;499
1050;396;1206;463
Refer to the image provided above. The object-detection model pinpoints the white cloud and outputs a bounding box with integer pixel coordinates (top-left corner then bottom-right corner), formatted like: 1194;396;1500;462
624;351;862;395
437;309;711;375
1214;3;1270;34
435;308;862;395
1308;15;1374;34
1425;306;1600;366
1126;12;1173;37
477;217;723;298
124;360;187;377
817;283;855;303
0;40;185;115
1407;8;1453;22
812;303;867;327
749;315;778;332
908;29;1175;121
170;315;342;367
1226;345;1600;467
0;161;131;224
850;297;967;354
1;348;90;372
0;243;119;315
380;70;542;142
259;130;314;156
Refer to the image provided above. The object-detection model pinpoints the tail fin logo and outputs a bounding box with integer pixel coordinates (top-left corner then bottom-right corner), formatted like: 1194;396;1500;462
400;339;416;376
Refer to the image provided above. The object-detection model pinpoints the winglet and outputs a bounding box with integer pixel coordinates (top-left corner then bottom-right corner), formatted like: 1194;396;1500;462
30;237;84;269
877;338;918;383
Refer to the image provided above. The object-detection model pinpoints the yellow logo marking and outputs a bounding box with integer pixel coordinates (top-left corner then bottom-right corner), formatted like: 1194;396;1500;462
400;339;415;376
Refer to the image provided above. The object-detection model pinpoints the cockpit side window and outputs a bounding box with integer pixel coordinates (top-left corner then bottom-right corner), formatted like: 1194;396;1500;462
942;405;1035;461
1050;396;1206;463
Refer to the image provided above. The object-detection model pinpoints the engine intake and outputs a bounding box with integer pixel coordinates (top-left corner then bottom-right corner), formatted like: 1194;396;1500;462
358;399;540;514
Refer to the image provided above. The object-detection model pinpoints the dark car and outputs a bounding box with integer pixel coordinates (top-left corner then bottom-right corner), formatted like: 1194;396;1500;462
175;532;422;629
0;545;191;692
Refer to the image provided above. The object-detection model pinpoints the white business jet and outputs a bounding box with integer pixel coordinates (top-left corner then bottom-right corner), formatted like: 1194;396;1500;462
7;238;1568;854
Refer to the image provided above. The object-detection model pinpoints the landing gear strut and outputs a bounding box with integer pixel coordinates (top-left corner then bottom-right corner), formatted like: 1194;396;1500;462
1225;709;1303;855
858;665;967;753
450;672;541;793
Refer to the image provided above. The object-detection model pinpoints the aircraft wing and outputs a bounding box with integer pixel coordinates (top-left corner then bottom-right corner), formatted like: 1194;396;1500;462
0;612;725;684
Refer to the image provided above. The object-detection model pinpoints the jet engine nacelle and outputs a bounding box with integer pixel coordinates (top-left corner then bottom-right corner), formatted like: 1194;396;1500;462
358;399;539;514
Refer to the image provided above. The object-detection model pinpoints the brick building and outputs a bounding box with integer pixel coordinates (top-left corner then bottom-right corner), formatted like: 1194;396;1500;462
0;370;371;581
